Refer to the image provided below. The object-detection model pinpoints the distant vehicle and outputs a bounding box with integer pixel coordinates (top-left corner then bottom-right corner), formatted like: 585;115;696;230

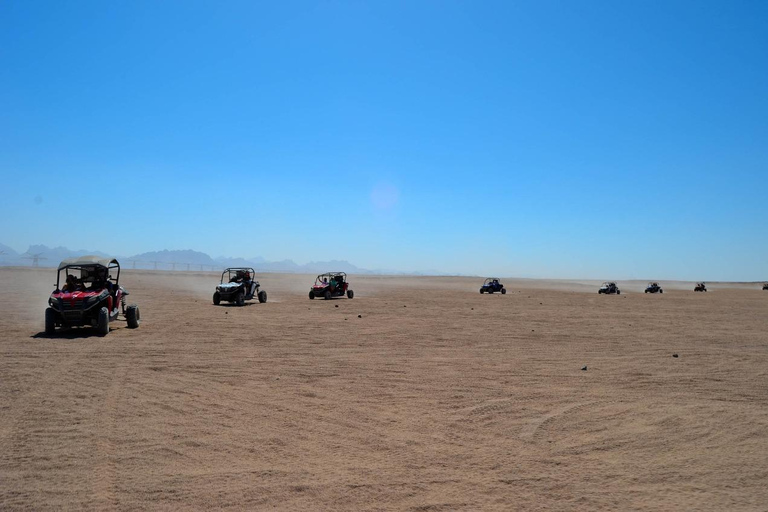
644;282;663;294
213;268;266;306
480;278;506;294
763;283;768;291
309;272;353;300
694;282;707;292
598;282;621;295
46;256;140;336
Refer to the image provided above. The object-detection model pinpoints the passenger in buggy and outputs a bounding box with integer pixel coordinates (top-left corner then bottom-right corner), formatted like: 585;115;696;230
62;274;83;292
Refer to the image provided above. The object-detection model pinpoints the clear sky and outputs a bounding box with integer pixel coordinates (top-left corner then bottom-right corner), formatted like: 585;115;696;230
1;0;766;280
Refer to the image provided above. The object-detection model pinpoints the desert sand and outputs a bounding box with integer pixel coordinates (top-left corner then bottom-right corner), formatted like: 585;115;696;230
1;267;767;511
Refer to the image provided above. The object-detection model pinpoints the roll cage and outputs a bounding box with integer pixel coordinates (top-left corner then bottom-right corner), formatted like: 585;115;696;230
220;267;256;284
314;272;347;285
56;257;120;290
483;278;501;286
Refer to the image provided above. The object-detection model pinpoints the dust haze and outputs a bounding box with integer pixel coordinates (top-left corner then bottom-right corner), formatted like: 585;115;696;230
2;268;768;510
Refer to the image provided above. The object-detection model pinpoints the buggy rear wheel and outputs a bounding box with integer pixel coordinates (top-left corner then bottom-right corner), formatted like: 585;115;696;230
126;304;140;328
501;288;506;294
96;307;109;337
213;291;221;305
45;307;56;334
347;289;354;299
258;290;267;303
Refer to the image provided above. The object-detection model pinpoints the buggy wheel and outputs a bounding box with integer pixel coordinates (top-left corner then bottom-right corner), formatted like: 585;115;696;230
347;289;354;299
258;290;267;303
45;307;56;334
308;291;315;300
126;304;140;328
660;289;663;294
213;291;221;305
480;288;484;294
501;288;506;295
97;307;109;337
324;290;332;300
617;290;621;295
645;290;648;293
235;292;245;307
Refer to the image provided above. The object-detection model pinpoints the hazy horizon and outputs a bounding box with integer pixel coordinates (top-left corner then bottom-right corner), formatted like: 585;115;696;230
1;1;766;281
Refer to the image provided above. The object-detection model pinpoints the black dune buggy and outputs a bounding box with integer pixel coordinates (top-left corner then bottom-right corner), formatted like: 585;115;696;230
694;282;707;292
480;278;506;294
309;272;353;300
644;282;663;294
213;267;267;306
763;283;768;291
598;282;621;294
46;256;140;337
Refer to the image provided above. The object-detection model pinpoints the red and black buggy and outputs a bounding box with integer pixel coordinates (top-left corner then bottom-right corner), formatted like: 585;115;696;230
46;256;140;336
309;272;354;300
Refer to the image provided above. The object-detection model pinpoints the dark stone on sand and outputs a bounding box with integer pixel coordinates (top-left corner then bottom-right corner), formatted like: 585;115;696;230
581;365;587;371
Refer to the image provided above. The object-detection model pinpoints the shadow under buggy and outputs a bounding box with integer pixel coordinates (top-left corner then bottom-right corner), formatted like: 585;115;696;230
213;268;267;306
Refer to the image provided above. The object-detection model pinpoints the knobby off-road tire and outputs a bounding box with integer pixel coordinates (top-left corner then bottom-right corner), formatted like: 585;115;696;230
236;292;245;307
660;289;663;294
258;290;267;303
45;307;56;334
309;291;315;300
126;304;141;328
97;307;110;337
347;290;354;299
324;290;332;300
617;290;621;295
480;289;485;294
501;288;506;295
213;292;221;305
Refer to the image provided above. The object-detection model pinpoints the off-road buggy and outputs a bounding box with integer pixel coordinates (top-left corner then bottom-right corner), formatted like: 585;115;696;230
694;282;707;292
213;268;266;306
480;278;506;294
45;256;140;336
598;282;621;294
645;282;663;294
763;283;768;291
309;272;353;300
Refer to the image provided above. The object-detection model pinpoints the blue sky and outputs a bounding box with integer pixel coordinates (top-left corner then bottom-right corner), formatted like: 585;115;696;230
1;0;766;279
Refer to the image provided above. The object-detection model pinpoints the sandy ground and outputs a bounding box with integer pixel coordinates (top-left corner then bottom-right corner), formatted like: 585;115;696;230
1;267;767;511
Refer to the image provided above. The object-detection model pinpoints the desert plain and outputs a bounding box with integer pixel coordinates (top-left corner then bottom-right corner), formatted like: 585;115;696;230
1;267;767;511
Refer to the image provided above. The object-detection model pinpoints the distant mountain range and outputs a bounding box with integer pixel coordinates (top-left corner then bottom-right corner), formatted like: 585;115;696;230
0;244;446;275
